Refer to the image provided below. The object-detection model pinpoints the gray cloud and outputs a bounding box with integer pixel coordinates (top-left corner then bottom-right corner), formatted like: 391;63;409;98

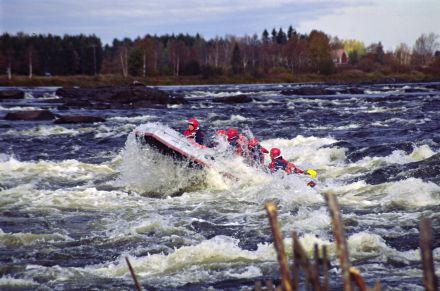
2;0;436;48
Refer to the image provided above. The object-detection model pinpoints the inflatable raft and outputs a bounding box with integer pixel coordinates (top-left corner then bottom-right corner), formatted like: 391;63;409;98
134;123;216;169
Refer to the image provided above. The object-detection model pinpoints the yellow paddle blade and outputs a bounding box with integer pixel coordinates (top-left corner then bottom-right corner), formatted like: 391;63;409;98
306;169;318;179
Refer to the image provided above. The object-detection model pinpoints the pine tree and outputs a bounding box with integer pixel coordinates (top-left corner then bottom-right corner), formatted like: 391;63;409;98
376;41;384;64
271;29;277;43
277;28;287;44
262;29;269;44
287;26;294;40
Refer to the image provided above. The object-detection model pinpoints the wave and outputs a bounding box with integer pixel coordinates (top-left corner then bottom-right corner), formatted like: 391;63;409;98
116;129;206;196
0;228;72;247
0;105;42;111
0;276;38;288
5;125;94;137
108;115;154;123
87;230;425;288
325;177;440;209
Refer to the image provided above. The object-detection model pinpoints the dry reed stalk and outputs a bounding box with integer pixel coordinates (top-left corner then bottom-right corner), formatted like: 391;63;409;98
292;232;322;290
419;218;438;291
322;245;329;291
125;257;142;291
265;202;293;291
324;193;352;291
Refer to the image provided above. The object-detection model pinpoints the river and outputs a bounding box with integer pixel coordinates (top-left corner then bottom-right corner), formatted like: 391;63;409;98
0;82;439;290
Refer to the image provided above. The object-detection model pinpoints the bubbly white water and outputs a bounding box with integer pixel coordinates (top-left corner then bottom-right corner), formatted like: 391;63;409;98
1;83;440;289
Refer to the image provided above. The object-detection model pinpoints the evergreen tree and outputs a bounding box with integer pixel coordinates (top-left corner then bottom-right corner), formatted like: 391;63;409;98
276;28;287;44
231;43;242;74
271;29;277;43
287;26;295;40
262;29;270;44
128;48;143;76
376;41;384;64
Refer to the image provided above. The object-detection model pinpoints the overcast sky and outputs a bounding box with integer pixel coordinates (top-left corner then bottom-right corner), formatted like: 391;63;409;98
1;0;439;50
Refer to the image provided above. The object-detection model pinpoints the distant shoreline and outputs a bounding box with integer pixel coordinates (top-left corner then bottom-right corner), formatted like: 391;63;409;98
1;72;439;87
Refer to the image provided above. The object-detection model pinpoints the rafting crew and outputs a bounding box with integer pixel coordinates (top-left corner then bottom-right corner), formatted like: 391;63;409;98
183;117;317;187
184;118;205;145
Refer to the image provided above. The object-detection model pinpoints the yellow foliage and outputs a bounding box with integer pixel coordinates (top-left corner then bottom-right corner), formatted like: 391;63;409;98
343;39;366;56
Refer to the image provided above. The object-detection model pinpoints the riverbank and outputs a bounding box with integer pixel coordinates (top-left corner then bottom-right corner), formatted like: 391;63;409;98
1;71;439;87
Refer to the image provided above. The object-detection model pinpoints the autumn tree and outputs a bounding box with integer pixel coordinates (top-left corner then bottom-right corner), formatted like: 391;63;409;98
283;34;307;73
231;43;242;74
343;39;365;65
394;43;411;66
168;39;187;76
308;30;334;74
412;33;439;66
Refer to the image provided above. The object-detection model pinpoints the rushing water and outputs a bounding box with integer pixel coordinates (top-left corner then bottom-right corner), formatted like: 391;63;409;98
0;82;439;290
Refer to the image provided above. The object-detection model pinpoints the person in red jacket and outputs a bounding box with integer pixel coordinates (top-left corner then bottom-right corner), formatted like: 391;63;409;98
247;137;269;165
268;147;316;187
184;118;205;145
268;148;303;174
226;128;248;156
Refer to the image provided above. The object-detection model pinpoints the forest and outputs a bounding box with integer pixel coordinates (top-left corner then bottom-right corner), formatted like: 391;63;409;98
1;27;439;80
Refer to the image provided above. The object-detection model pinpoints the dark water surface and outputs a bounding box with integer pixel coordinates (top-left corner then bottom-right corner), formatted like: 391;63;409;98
0;82;439;290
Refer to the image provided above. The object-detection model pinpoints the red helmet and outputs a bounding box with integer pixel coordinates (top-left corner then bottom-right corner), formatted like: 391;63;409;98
270;148;281;159
188;118;199;129
227;128;239;140
248;137;259;148
216;129;227;136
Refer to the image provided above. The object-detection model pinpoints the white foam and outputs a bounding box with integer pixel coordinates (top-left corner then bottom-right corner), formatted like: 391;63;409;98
92;235;274;279
117;130;206;196
0;105;41;111
381;178;440;208
347;145;436;176
108;115;154;123
326;177;440;208
0;229;72;247
261;135;345;169
6;125;94;137
311;123;361;131
0;156;115;189
211;114;250;126
94;124;136;138
0;276;38;287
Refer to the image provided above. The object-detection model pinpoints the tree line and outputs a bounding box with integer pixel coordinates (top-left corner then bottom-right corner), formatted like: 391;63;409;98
1;27;439;79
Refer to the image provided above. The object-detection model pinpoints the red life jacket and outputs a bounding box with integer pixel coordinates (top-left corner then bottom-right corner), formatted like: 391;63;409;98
269;157;304;174
184;128;205;145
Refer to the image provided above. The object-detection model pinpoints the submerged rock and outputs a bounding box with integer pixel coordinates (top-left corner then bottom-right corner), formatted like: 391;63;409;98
0;90;25;100
54;115;106;124
342;87;365;94
4;110;56;121
212;94;252;103
56;85;185;109
280;87;336;96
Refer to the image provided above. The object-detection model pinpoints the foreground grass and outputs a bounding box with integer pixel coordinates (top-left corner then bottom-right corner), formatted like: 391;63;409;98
1;71;439;87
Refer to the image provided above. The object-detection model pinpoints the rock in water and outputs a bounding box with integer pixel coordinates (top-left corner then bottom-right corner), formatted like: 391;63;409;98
212;95;253;103
56;85;185;109
4;110;56;121
54;115;106;124
0;90;25;100
280;87;336;96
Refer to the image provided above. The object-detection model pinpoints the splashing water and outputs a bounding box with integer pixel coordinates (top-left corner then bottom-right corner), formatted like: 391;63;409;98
1;83;439;289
